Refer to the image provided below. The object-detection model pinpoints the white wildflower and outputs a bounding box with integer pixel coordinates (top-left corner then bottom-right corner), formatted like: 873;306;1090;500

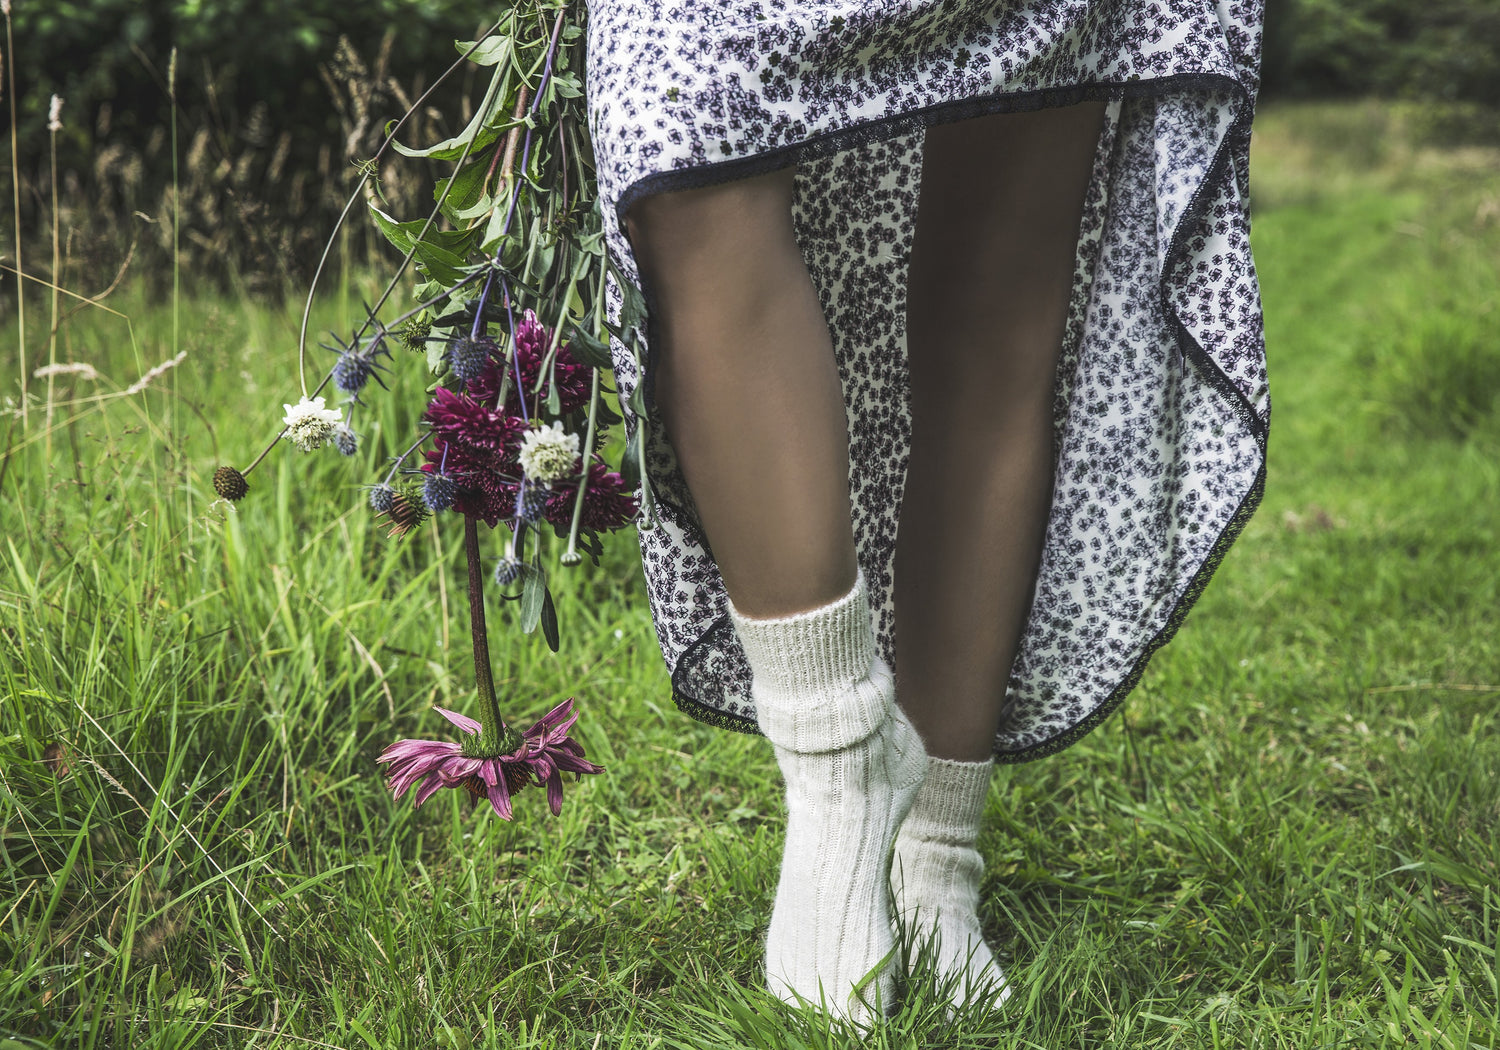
33;362;99;381
47;94;63;133
281;395;343;452
517;420;580;483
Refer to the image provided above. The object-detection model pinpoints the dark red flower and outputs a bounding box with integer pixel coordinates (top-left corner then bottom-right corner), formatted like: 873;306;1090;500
543;461;640;533
466;310;592;418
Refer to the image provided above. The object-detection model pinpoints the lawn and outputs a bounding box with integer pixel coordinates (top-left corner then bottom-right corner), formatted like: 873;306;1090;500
1;100;1497;1048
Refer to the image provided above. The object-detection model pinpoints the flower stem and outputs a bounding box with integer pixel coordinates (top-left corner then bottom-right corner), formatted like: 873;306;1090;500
464;513;520;754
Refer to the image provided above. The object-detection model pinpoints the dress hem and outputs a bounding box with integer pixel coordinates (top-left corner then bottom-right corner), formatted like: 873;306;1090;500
628;68;1268;763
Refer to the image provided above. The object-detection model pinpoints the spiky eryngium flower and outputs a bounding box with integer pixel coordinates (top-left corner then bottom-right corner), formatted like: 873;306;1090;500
376;699;604;819
282;395;343;452
517;421;580;483
448;334;496;384
422;471;458;512
212;466;249;501
333;346;383;398
332;423;360;456
516;479;550;523
494;555;524;586
368;483;397;513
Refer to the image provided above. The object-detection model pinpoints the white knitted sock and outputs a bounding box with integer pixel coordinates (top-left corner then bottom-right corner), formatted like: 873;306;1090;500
730;570;927;1027
891;755;1011;1010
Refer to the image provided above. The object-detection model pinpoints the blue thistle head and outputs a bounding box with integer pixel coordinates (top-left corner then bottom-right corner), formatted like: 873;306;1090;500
494;556;524;587
332;423;360;456
448;335;496;384
368;483;397;513
515;479;550;524
422;472;458;512
334;349;376;396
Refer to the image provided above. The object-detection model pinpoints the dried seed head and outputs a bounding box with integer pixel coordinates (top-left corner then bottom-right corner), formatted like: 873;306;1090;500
212;466;249;501
377;485;430;537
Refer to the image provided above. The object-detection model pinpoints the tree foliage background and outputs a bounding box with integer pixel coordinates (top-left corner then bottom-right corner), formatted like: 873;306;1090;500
2;0;1498;296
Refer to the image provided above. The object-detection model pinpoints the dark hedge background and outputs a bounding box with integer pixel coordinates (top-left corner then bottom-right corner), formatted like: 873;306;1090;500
2;0;1498;296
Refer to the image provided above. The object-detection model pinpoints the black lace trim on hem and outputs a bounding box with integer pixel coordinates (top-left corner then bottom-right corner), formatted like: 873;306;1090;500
637;70;1270;759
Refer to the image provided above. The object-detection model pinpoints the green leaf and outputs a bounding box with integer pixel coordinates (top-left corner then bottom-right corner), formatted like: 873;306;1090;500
568;323;613;369
392;63;509;161
368;204;420;254
620;423;641;491
455;36;512;67
434;159;493;217
412;239;473;286
550;74;584;99
625;379;648;419
427;328;455;374
541;587;560;653
520;559;548;634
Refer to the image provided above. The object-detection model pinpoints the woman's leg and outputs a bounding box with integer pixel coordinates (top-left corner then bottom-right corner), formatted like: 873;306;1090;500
626;168;857;618
628;171;925;1026
892;100;1107;1006
896;100;1107;761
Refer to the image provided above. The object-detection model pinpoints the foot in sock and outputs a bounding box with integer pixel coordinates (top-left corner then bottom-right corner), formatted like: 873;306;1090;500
891;755;1011;1010
730;571;928;1027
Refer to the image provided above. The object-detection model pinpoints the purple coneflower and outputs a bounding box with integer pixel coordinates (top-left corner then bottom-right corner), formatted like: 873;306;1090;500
377;700;602;819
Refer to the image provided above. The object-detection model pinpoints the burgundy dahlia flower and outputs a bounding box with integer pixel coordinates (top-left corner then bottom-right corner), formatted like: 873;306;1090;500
377;699;603;819
466;310;592;417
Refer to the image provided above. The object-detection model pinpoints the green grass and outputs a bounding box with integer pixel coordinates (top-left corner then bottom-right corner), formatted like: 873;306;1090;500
2;99;1498;1048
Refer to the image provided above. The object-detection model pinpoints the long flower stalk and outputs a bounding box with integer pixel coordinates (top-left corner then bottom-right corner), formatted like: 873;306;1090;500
463;513;522;756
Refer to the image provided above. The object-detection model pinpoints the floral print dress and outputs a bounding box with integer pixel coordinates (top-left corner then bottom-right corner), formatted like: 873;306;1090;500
586;0;1269;761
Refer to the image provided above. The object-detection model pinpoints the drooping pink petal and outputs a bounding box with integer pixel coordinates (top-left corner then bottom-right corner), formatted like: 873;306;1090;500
485;778;514;820
413;773;449;806
544;768;565;816
432;706;483;735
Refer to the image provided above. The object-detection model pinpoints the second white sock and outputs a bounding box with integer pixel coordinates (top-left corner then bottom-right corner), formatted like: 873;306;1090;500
891;754;1011;1009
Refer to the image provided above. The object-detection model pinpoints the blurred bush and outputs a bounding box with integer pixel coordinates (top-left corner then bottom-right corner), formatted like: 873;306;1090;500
2;0;500;296
2;0;1498;298
1263;0;1500;113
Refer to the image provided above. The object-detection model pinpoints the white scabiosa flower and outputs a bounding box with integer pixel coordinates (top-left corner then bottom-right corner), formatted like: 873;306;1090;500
281;395;343;452
517;421;580;484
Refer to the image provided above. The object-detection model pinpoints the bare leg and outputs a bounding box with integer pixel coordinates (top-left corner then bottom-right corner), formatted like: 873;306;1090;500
896;101;1108;762
629;170;922;1026
626;168;858;619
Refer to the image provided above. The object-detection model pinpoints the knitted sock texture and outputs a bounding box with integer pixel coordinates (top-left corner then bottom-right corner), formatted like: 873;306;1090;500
730;570;927;1026
891;755;1010;1009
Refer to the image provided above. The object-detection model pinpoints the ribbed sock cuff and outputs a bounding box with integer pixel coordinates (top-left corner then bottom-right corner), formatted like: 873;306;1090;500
728;569;890;753
901;755;993;844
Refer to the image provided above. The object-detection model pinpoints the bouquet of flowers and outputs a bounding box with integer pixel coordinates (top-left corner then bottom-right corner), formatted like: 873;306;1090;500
212;2;649;818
